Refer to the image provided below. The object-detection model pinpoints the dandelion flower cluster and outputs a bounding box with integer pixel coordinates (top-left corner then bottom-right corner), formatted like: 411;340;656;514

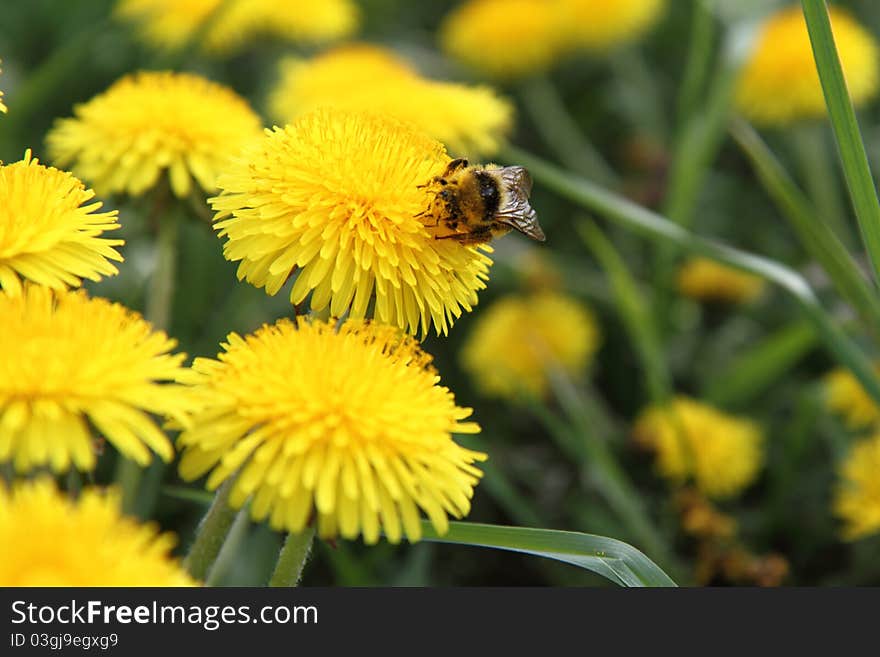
825;366;880;429
0;479;196;586
676;257;765;304
0;285;192;473
633;396;764;498
269;44;513;157
441;0;565;79
736;5;880;126
211;108;494;337
461;291;600;399
834;433;880;540
558;0;666;52
47;71;263;198
117;0;358;54
0;150;123;296
177;318;486;544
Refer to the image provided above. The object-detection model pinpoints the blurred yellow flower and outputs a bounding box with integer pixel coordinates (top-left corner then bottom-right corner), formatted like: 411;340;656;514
834;433;880;540
178;318;485;545
558;0;666;52
0;479;196;586
0;286;192;473
211;108;494;337
633;396;764;498
676;257;765;304
0;150;123;296
269;44;514;157
117;0;358;54
47;71;263;198
460;291;600;399
736;5;879;125
441;0;566;79
825;366;880;429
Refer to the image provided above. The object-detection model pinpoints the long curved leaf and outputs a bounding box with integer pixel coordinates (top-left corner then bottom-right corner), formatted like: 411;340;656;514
500;144;880;407
802;0;880;284
420;521;677;587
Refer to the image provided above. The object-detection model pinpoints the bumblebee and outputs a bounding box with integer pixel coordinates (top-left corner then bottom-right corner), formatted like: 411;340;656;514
422;158;545;245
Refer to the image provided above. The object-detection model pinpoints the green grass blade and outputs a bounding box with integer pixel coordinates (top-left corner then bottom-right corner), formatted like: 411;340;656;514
677;0;716;125
731;119;880;332
801;0;880;284
420;521;677;587
704;321;818;407
578;220;672;404
500;143;880;406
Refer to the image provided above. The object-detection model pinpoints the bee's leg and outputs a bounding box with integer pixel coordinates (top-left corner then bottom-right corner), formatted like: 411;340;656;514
417;175;444;190
415;208;441;226
434;231;490;245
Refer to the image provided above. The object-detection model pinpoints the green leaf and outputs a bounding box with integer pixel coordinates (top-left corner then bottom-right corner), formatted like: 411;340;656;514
420;521;677;587
730;119;880;333
801;0;880;285
499;144;880;407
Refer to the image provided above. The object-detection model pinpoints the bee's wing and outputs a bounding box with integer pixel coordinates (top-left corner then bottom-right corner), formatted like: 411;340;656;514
494;167;545;242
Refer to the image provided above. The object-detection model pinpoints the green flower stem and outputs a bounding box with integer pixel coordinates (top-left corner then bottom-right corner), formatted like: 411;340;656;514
146;197;178;332
114;457;144;516
184;477;240;582
116;186;178;516
802;0;880;285
205;507;251;586
677;0;716;126
789;122;852;246
518;76;617;187
500;143;880;405
269;529;316;587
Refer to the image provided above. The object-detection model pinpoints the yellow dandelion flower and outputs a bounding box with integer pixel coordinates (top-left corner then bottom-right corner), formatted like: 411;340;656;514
736;5;880;126
825;366;880;429
676;257;765;304
211;108;495;337
177;318;485;545
441;0;566;80
558;0;666;52
47;71;263;199
633;396;764;499
460;291;600;400
0;285;192;473
116;0;358;54
0;479;196;586
269;44;514;157
0;150;123;296
834;433;880;540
